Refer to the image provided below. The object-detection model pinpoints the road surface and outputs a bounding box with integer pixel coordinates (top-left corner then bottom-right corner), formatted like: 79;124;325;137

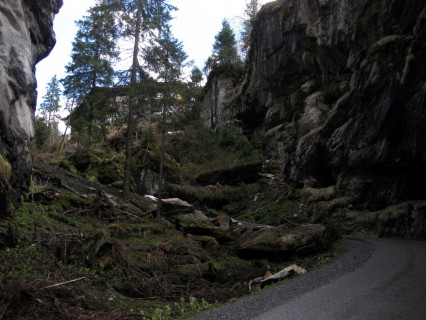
189;237;426;320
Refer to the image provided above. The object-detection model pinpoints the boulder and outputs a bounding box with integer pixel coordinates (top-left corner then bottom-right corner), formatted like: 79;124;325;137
161;198;195;216
237;223;335;260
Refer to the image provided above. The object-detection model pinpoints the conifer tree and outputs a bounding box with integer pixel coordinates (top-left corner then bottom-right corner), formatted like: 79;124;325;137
40;75;62;124
119;0;176;200
204;19;239;74
62;0;119;147
143;25;187;217
241;0;261;54
38;75;62;151
62;0;119;101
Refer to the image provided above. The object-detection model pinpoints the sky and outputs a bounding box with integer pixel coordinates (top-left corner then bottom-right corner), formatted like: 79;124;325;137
35;0;270;112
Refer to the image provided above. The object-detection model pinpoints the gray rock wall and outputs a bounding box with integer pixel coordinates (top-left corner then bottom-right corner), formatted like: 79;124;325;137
0;0;62;246
217;0;426;209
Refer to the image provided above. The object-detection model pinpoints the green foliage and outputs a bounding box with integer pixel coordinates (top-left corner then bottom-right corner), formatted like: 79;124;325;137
204;19;240;74
33;117;50;150
151;296;215;320
241;0;261;54
62;1;119;102
40;75;62;122
33;116;62;153
55;194;89;209
167;123;260;181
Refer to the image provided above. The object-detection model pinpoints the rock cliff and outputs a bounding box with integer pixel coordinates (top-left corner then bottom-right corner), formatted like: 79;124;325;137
0;0;62;246
204;0;426;235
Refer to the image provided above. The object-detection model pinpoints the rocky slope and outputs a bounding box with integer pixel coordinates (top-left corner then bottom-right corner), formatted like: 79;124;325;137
0;0;63;247
204;0;426;236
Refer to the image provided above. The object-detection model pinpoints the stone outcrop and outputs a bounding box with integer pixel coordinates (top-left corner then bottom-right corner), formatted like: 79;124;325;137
0;0;62;247
202;66;244;129
205;0;426;228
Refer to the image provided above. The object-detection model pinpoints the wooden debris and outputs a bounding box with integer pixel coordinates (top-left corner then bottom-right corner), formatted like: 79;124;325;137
249;264;306;291
40;277;86;290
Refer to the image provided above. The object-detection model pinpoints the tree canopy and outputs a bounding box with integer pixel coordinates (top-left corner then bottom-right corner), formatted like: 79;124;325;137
204;19;239;74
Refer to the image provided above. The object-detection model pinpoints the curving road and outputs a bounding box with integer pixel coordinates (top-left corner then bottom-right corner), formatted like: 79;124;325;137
189;237;426;320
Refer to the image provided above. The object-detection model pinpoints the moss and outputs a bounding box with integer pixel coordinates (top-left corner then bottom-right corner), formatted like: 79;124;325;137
0;153;12;183
238;200;301;226
134;147;182;184
96;162;123;185
55;193;89;209
51;159;78;173
69;151;102;173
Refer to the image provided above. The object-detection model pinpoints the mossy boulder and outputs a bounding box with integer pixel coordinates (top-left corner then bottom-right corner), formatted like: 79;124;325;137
237;223;336;260
134;147;182;183
134;147;182;195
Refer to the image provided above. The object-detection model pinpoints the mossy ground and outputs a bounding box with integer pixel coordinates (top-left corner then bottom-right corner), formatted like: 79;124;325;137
0;174;274;319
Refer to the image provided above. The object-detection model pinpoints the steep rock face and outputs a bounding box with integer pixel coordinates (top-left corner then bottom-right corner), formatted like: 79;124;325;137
224;0;426;209
0;0;62;246
202;67;244;129
202;0;426;235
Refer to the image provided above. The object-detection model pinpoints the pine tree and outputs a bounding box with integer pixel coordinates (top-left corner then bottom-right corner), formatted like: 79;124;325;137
204;19;239;74
40;75;62;124
119;0;176;200
241;0;260;54
38;75;62;151
62;0;119;148
143;25;187;218
62;0;119;101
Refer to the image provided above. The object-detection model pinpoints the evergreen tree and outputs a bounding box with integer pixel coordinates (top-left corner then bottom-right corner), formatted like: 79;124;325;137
119;0;176;200
62;0;119;148
143;25;187;218
40;75;62;124
241;0;260;54
204;19;239;74
190;66;203;86
62;0;119;101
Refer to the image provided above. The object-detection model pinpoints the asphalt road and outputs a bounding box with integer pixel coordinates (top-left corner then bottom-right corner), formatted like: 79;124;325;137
189;236;426;320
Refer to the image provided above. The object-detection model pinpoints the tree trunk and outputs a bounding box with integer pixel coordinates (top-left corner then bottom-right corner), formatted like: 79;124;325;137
123;0;143;200
156;103;166;219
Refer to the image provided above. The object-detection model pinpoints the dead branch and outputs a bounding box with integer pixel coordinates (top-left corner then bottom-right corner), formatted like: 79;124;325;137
40;277;86;290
